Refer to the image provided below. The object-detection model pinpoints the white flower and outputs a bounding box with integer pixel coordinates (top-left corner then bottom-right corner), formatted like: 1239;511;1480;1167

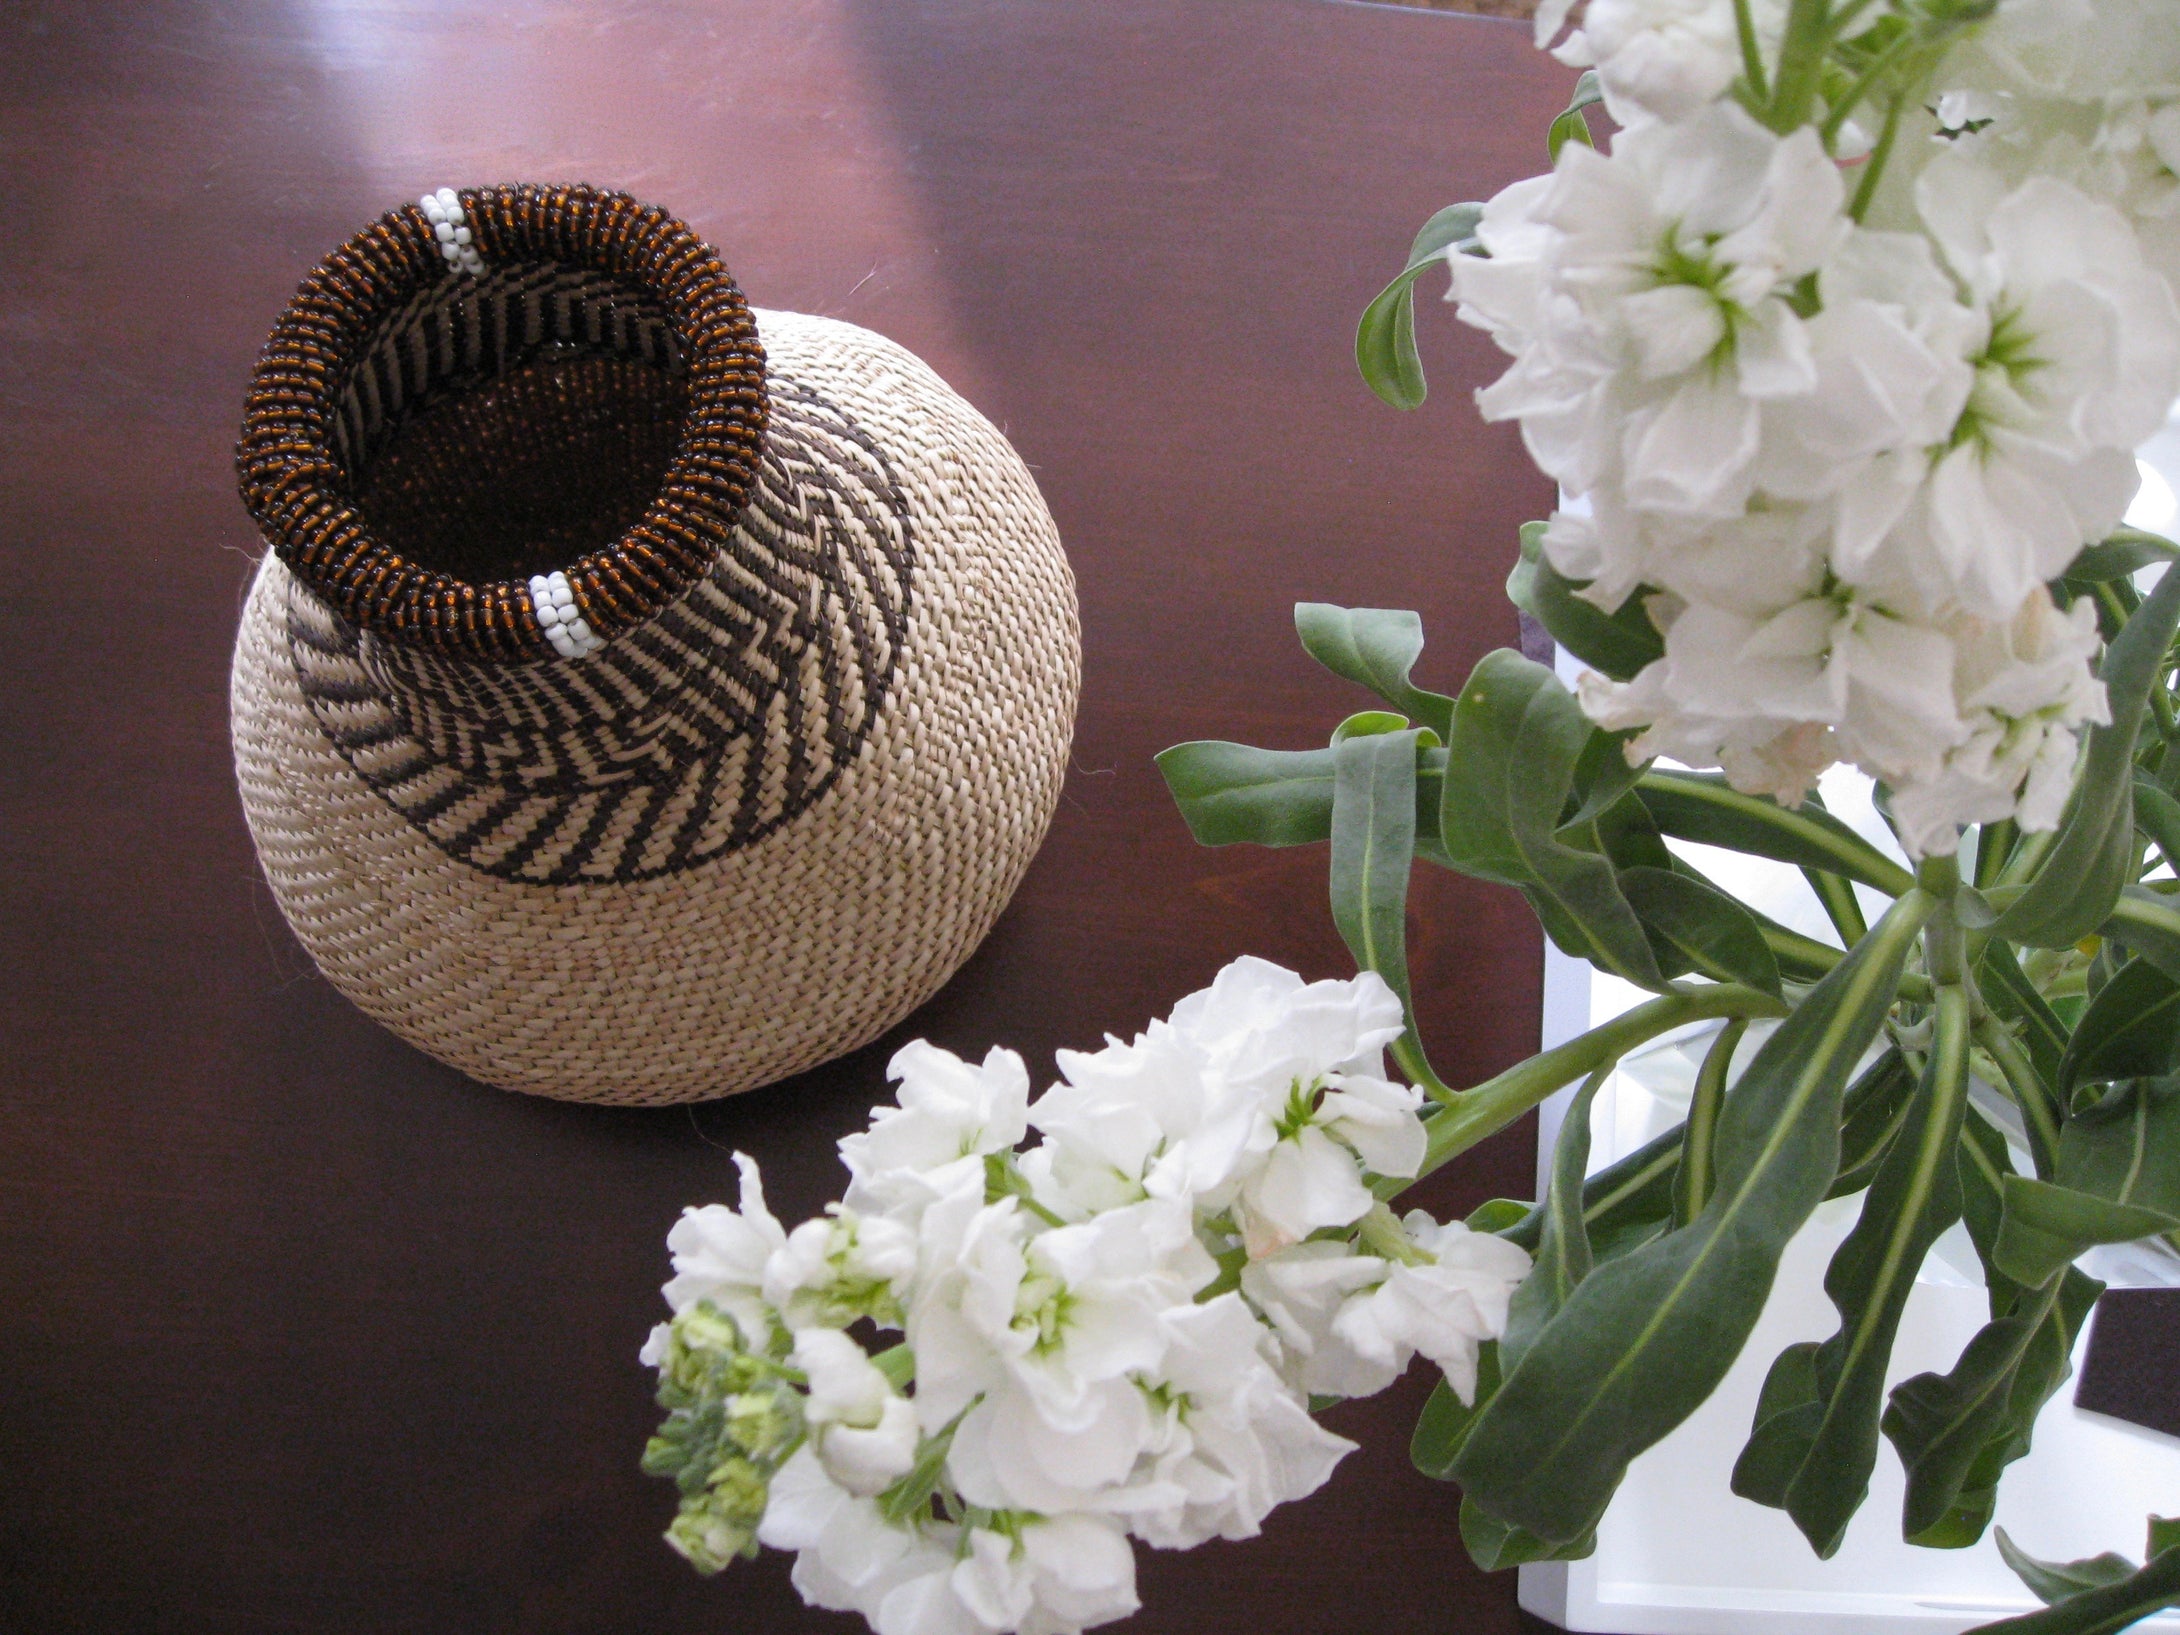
1027;1020;1242;1216
862;1514;1138;1635
1552;0;1764;127
1025;959;1418;1248
1165;957;1408;1108
1756;229;1979;512
1850;161;2180;618
793;1328;921;1497
758;1448;943;1621
1127;1295;1356;1547
1231;1065;1424;1257
842;1042;1031;1226
653;1152;786;1347
1454;106;1847;607
1580;581;1967;809
765;1206;919;1329
1241;1215;1530;1402
910;1195;1209;1441
1240;1240;1398;1398
1889;587;2110;853
950;1516;1140;1635
1328;1213;1533;1406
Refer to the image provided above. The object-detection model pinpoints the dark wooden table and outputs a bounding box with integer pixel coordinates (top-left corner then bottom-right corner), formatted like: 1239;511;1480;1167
0;3;1570;1629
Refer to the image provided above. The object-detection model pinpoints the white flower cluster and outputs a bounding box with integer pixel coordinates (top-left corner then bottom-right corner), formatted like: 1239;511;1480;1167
1454;0;2180;856
642;957;1530;1635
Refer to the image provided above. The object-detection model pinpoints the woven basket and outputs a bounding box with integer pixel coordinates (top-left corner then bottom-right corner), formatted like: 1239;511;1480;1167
229;185;1079;1105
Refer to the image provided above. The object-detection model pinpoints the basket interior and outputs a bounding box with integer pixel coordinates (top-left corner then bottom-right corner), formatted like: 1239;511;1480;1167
328;264;690;585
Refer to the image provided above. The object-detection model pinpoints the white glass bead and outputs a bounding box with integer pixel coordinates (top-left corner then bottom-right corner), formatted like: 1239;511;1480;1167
434;221;456;244
453;226;472;245
537;602;562;627
436;187;460;210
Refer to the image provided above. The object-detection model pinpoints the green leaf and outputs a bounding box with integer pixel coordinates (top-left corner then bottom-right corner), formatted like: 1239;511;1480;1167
1503;1068;1605;1371
1827;1050;1919;1200
1507;521;1666;683
1502;1123;1681;1256
2058;1075;2180;1218
2134;778;2180;877
2055;958;2180;1097
1978;940;2072;1094
1567;725;1649;832
1450;890;1934;1546
1732;1340;1824;1512
1621;866;1783;996
1296;604;1456;740
2105;884;2180;986
1994;1529;2138;1605
1976;1534;2180;1633
1330;728;1442;1091
1157;741;1334;847
1883;1268;2103;1548
1959;1113;2028;1319
1440;650;1668;989
2062;527;2180;583
1637;769;1918;897
877;1416;964;1526
1758;987;1974;1557
1331;709;1413;743
1996;1185;2171;1299
1997;563;2180;948
1467;1198;1533;1234
1356;202;1484;410
1674;1019;1747;1226
1460;1494;1596;1570
1546;68;1604;161
1413;1342;1501;1479
2152;1517;2180;1558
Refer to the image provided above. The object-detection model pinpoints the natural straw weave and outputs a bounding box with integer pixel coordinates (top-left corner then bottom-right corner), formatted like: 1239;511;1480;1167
231;190;1078;1105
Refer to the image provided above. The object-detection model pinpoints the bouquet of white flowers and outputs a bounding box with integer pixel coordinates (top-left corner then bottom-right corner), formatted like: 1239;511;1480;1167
644;1;2180;1630
639;961;1529;1633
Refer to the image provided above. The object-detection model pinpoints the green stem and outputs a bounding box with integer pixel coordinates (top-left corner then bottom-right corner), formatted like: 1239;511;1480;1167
1398;984;1791;1189
1848;90;1905;223
1760;921;1936;1002
1805;867;1870;946
1919;852;1964;985
1973;819;2017;890
1393;1035;1457;1106
1826;0;1885;37
1768;0;1837;129
1972;1013;2061;1180
1732;0;1771;101
1673;1018;1746;1227
1820;26;1918;147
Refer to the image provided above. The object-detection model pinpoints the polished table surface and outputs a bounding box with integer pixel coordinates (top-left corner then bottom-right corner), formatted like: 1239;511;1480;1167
0;3;1568;1629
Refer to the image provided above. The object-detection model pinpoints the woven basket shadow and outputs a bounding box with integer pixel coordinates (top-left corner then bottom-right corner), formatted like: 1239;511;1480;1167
230;185;1080;1105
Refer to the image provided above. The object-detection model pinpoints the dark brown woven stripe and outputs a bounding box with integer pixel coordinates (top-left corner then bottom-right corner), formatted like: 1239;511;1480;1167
236;184;768;661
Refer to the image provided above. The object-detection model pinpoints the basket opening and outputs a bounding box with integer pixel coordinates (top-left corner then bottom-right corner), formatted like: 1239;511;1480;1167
328;262;690;586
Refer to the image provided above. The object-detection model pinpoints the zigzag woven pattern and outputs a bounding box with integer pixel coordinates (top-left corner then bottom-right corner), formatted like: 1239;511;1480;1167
287;377;914;883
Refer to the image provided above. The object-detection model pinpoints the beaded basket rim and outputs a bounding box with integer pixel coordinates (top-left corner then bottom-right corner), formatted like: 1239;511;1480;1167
234;183;769;663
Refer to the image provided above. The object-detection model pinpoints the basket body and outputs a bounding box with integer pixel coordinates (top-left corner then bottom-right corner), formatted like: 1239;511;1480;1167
232;302;1078;1105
